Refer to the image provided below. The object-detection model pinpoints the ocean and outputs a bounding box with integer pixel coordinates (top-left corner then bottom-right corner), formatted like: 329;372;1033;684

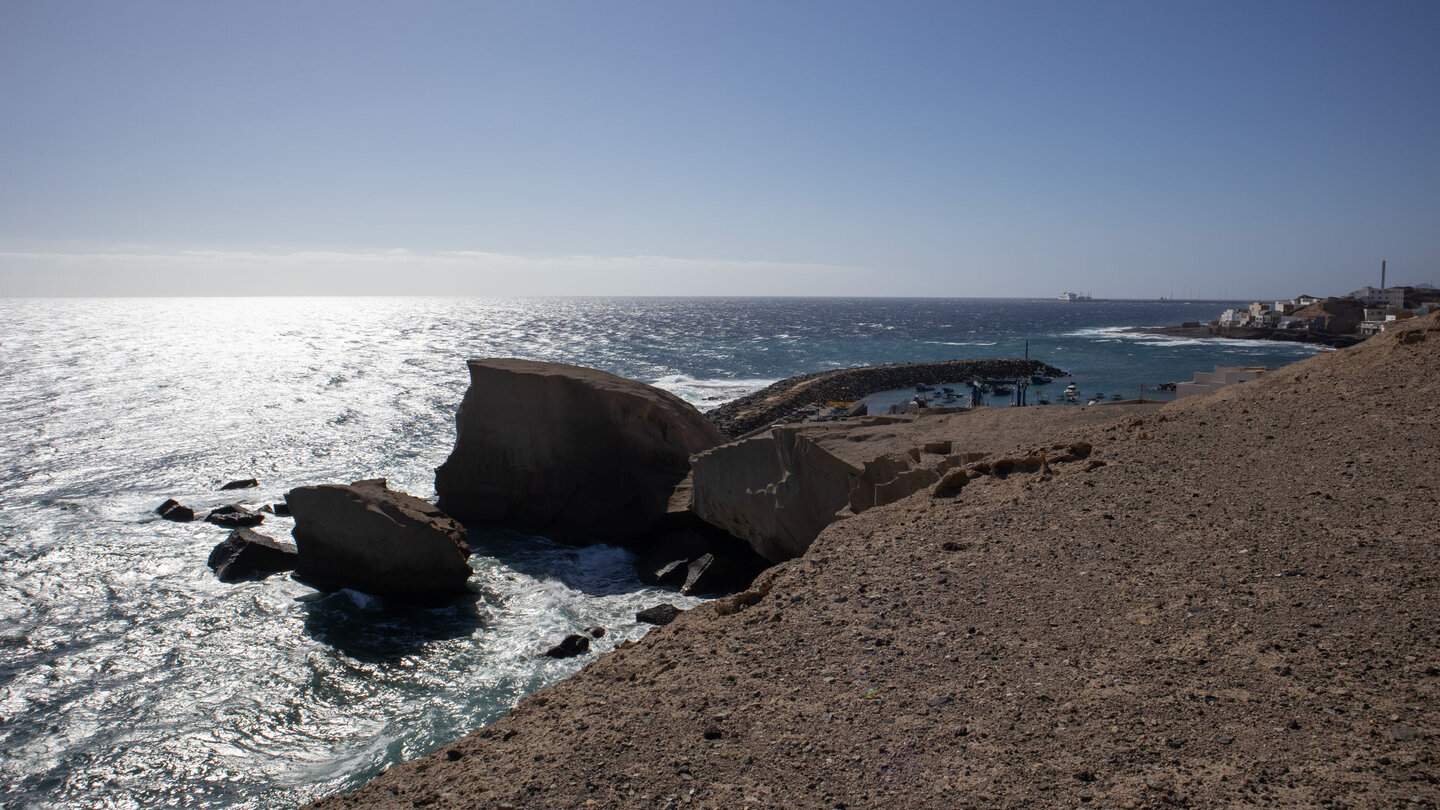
0;296;1327;809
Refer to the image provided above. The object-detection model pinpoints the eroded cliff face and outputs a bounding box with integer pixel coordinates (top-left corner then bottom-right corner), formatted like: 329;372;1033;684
689;406;1155;562
434;359;725;543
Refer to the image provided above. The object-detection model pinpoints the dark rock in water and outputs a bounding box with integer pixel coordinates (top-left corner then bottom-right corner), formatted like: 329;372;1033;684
635;529;711;586
207;527;298;583
681;553;743;595
259;502;291;516
636;603;682;626
434;359;724;544
220;478;259;491
584;626;606;638
156;499;196;522
634;525;769;594
205;504;264;528
544;634;591;659
287;478;471;600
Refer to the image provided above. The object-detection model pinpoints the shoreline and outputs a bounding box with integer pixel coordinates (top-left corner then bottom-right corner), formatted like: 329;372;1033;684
307;312;1440;810
1128;323;1365;348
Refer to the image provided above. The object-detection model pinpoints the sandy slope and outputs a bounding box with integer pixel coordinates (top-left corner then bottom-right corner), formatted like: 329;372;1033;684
309;313;1440;810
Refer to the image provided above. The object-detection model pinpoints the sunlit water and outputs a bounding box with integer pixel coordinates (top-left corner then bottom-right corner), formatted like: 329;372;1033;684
0;296;1325;808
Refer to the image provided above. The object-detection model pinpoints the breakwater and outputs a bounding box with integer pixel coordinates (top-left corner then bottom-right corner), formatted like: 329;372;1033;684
705;358;1067;438
1131;324;1365;348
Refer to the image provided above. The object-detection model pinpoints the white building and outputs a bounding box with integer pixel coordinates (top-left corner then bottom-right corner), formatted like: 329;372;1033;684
1175;366;1268;399
1350;286;1406;308
1218;309;1248;327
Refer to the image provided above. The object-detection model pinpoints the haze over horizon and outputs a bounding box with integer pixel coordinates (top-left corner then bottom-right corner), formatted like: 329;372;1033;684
2;1;1437;299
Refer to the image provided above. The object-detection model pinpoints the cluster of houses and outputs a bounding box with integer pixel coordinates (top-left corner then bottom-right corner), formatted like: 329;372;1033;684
1215;284;1438;336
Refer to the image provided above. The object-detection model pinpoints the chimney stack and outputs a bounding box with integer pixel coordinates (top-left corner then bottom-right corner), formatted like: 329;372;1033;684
1382;259;1386;290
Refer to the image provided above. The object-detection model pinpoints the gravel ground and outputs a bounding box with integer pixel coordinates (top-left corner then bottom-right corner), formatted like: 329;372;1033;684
309;312;1440;810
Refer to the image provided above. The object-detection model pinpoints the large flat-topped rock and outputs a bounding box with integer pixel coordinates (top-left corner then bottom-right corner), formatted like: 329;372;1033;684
435;359;725;543
287;478;472;600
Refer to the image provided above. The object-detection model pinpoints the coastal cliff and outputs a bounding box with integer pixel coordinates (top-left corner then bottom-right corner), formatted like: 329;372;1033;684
310;313;1440;809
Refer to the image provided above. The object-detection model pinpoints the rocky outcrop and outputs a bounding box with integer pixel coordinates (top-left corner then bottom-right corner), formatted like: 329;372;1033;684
155;498;196;522
691;411;1138;562
205;504;264;528
691;424;942;562
435;359;725;543
543;634;591;659
287;478;472;600
636;604;682;625
207;527;298;583
220;478;259;490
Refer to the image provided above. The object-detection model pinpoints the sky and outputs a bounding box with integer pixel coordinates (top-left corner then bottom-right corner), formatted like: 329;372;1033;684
1;1;1437;298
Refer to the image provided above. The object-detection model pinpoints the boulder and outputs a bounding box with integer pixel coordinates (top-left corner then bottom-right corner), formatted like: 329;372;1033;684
287;478;472;600
205;504;264;528
207;527;298;583
435;359;725;543
681;553;741;595
584;626;606;638
690;423;952;562
220;478;259;490
156;498;196;522
544;634;591;659
636;604;682;626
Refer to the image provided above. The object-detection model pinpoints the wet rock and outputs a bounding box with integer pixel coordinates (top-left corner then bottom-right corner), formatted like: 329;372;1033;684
287;478;471;600
635;529;711;587
584;626;606;638
156;498;196;522
636;604;682;626
207;527;298;583
544;634;591;659
435;359;724;543
260;502;291;516
681;553;744;595
220;478;259;490
205;504;264;528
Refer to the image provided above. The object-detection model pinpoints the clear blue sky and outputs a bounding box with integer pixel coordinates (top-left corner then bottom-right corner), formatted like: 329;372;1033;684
2;1;1436;298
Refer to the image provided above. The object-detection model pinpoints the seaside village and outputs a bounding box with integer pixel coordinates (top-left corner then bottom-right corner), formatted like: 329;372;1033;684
1214;283;1440;336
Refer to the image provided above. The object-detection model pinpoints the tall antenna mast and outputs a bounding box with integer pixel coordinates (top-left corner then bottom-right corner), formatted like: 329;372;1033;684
1382;259;1386;289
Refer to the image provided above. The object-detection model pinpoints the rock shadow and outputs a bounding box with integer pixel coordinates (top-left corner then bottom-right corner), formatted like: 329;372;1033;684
298;588;487;663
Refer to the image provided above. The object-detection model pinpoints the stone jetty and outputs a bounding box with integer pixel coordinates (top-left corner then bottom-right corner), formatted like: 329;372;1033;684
704;358;1067;438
